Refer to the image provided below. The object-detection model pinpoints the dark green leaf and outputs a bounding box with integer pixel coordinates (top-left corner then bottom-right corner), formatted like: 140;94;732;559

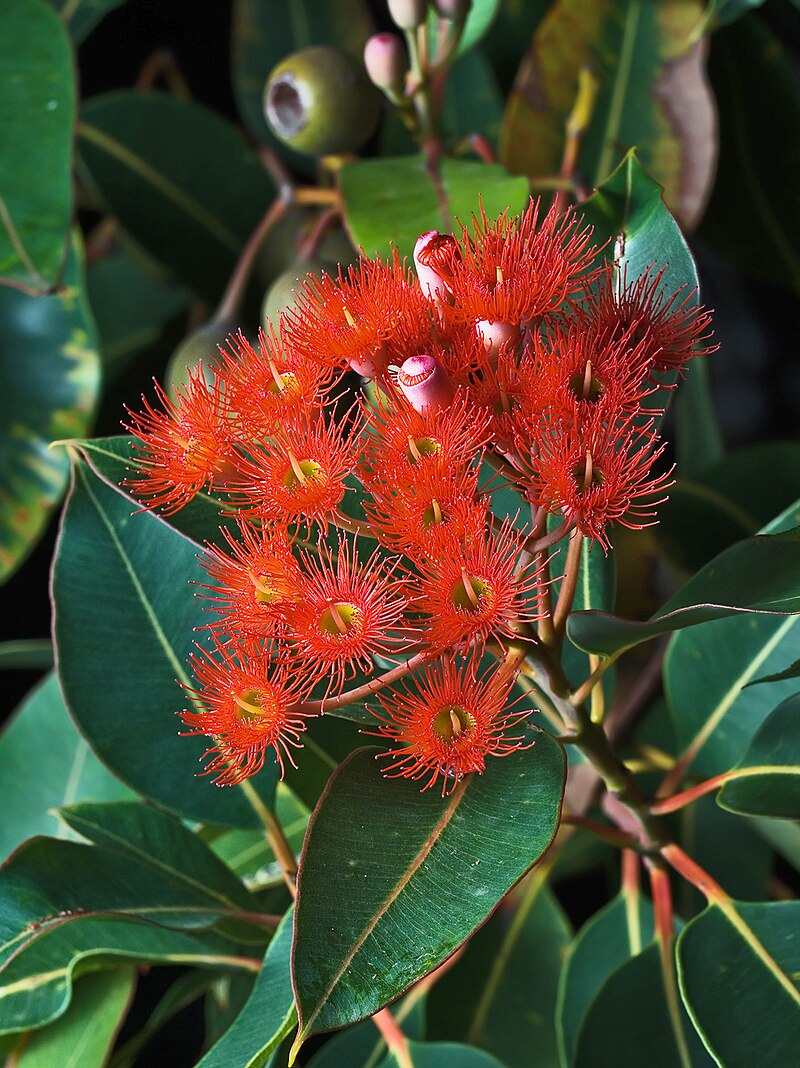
710;0;766;25
500;2;716;228
573;942;712;1067
292;737;565;1046
0;237;100;583
568;525;800;657
16;967;134;1068
428;875;570;1068
0;836;262;1034
677;901;800;1067
381;1042;506;1068
717;694;800;818
0;639;53;671
0;0;74;290
109;971;217;1068
557;891;654;1064
426;0;502;59
0;674;132;861
665;502;800;777
52;458;279;826
482;1;553;93
210;786;310;884
231;0;374;153
674;356;724;479
306;989;425;1068
340;156;528;261
699;15;800;293
46;0;129;41
441;50;504;149
197;908;296;1068
77;92;274;303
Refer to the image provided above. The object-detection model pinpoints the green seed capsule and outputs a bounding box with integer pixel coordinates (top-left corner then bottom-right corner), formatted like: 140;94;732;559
164;318;237;397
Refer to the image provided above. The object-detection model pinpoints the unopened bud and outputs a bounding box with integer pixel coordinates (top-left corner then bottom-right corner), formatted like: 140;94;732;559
414;230;460;304
432;0;472;19
476;320;520;359
388;0;428;29
349;343;391;380
397;354;455;413
363;34;407;95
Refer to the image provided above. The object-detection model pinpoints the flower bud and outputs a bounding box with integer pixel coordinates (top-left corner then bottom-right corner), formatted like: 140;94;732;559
388;0;428;30
263;46;381;156
397;354;455;413
413;230;460;304
432;0;472;19
164;317;237;398
476;319;520;360
363;33;407;95
349;343;392;380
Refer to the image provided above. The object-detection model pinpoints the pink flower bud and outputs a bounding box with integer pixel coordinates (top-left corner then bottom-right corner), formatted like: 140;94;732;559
388;0;428;29
349;343;391;380
363;34;407;95
476;320;520;359
413;230;460;305
397;354;455;413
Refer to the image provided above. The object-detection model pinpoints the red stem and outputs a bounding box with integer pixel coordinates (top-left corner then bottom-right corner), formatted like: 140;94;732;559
650;772;732;815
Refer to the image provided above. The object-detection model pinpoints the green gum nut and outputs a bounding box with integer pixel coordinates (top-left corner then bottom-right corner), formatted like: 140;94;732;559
261;258;338;333
263;46;381;156
164;318;237;397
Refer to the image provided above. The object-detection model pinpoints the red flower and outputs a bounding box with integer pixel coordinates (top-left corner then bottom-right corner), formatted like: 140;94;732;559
124;368;232;514
369;657;533;794
179;641;313;784
287;537;408;693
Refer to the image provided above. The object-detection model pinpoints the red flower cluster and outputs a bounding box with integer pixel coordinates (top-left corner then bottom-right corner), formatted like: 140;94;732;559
124;198;714;792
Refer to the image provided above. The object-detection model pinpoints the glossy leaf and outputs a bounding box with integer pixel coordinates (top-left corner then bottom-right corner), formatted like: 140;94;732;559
500;0;716;228
0;238;100;584
568;526;800;657
231;0;374;150
557;891;655;1065
428;875;570;1068
15;967;134;1068
573;942;712;1067
0;835;262;1034
698;14;800;293
0;674;133;861
340;156;528;260
0;0;74;290
292;737;565;1046
381;1042;506;1068
77;92;273;302
677;901;800;1067
665;501;800;777
46;0;129;41
52;458;279;826
197;909;295;1068
209;785;310;884
674;357;724;480
717;694;800;818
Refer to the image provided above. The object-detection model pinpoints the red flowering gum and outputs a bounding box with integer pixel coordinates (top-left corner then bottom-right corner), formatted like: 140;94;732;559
232;418;354;530
370;657;533;794
414;230;460;305
179;641;313;784
125;368;232;514
532;412;674;551
396;354;456;413
196;519;302;640
580;263;716;379
287;537;408;692
281;253;433;377
413;519;543;652
446;198;598;329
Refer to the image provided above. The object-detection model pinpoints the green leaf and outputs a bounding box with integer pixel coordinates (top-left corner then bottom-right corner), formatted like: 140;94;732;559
557;891;655;1065
674;356;724;480
716;694;800;818
0;835;262;1034
567;525;800;657
306;989;425;1068
0;236;100;584
0;639;53;671
426;0;502;59
76;92;274;303
573;941;712;1067
428;875;570;1068
441;50;504;149
500;1;715;228
197;908;296;1068
381;1042;506;1068
0;0;74;290
52;457;279;826
340;156;529;260
709;0;766;26
292;737;565;1046
209;785;310;884
46;0;129;41
230;0;374;156
0;674;132;861
109;971;217;1068
677;901;800;1067
87;249;192;381
15;966;134;1068
656;442;800;573
665;502;800;777
698;14;800;293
